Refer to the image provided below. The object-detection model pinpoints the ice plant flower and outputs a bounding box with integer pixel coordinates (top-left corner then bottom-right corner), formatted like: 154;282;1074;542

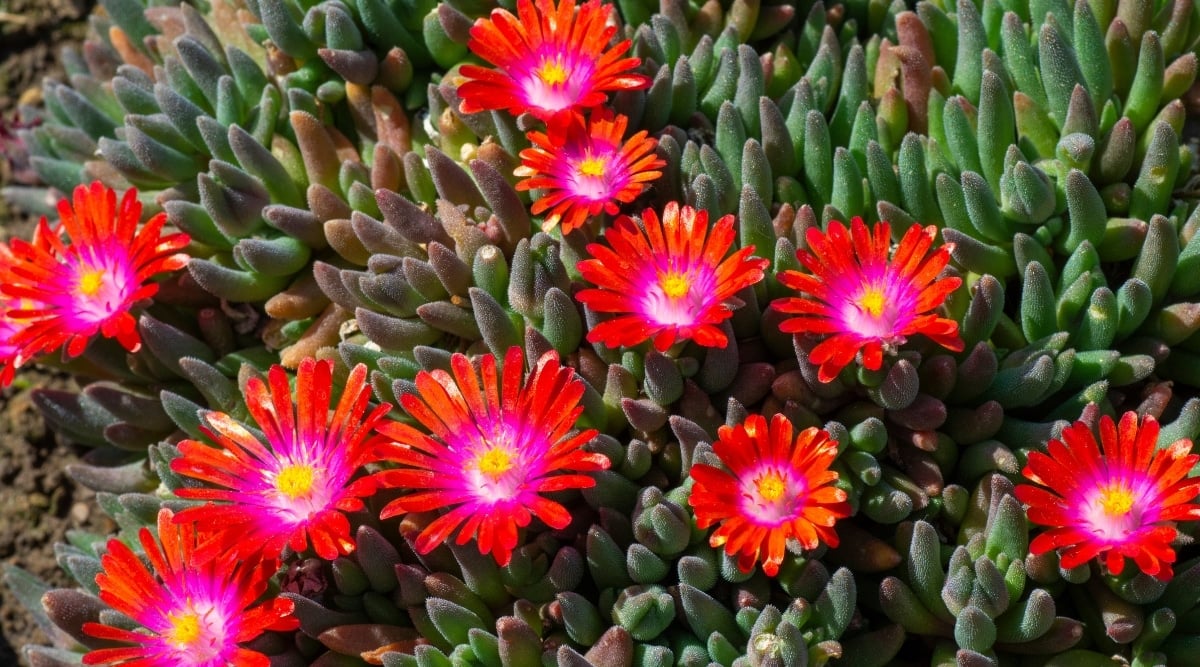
516;111;664;234
456;0;648;119
170;358;391;561
372;347;609;566
1014;411;1200;580
688;413;849;576
775;218;963;383
0;301;23;386
81;508;297;667
0;181;189;371
0;242;33;386
576;202;769;351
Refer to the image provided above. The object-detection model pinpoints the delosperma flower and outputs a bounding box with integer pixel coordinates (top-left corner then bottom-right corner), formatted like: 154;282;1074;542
170;358;391;562
0;308;22;387
371;347;609;566
0;181;189;374
0;242;32;386
1015;411;1200;580
81;508;297;667
576;202;769;351
689;413;849;577
775;218;963;383
456;0;648;119
516;111;664;234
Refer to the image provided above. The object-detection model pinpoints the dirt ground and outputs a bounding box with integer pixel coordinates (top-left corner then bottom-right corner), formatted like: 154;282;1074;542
0;373;117;665
0;0;106;663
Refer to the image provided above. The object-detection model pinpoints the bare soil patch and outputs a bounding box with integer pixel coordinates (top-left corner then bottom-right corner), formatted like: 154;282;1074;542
0;1;103;663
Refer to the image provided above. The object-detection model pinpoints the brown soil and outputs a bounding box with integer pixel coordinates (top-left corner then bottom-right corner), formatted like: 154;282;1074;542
0;374;116;665
0;1;101;664
0;3;82;102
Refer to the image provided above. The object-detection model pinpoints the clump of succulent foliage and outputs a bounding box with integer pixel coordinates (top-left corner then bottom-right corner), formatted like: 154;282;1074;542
6;0;1200;664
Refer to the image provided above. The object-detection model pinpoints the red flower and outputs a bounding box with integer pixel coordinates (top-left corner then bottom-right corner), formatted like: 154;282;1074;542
372;347;609;566
457;0;648;119
516;112;663;234
576;202;769;351
0;242;33;386
689;413;849;576
1015;411;1200;580
82;509;297;667
0;181;189;377
775;218;962;382
171;359;391;561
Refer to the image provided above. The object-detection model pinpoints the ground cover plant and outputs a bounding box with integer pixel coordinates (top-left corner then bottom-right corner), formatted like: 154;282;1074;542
5;0;1200;665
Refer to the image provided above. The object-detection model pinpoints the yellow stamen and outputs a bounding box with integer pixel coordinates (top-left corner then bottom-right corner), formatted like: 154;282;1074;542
478;448;514;479
578;156;607;177
166;610;201;647
78;269;105;296
660;272;690;299
756;472;787;503
537;59;568;86
857;288;885;317
1099;486;1135;516
276;464;316;498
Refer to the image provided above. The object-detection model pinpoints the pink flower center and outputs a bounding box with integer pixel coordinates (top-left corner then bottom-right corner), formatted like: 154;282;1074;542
477;447;515;479
577;156;607;177
1099;486;1135;516
275;464;316;499
1080;478;1153;541
163;602;227;661
166;610;202;647
756;472;787;503
659;272;690;299
741;465;803;526
463;424;531;502
266;451;343;519
69;259;135;324
536;57;569;86
77;269;104;296
857;288;885;318
837;280;907;341
638;266;718;328
521;51;592;113
568;150;615;201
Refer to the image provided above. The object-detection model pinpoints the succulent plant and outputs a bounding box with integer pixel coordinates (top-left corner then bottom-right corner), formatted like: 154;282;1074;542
5;0;1200;665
